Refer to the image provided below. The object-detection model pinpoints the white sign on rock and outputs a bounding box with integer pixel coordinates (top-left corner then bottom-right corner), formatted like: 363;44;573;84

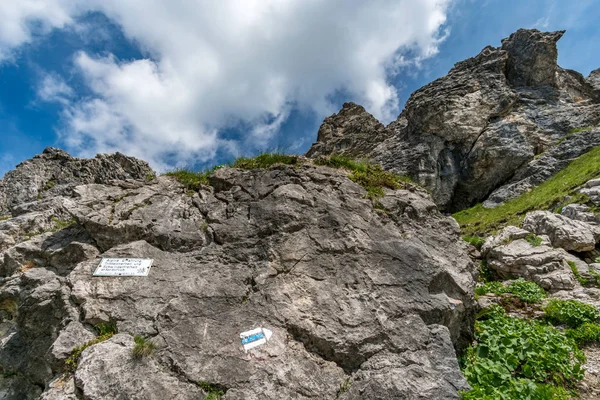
93;258;153;277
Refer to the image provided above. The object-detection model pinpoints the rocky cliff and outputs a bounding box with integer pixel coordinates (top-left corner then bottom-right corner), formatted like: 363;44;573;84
307;29;600;211
0;150;476;399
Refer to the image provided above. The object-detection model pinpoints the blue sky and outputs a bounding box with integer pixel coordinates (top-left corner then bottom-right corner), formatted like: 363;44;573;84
0;0;599;178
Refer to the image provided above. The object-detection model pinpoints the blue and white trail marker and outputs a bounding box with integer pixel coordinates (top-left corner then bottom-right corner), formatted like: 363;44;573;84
240;327;273;352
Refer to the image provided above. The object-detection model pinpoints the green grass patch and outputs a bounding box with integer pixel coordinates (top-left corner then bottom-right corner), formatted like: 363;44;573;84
460;305;583;399
525;233;543;247
314;154;411;199
65;322;118;372
568;126;594;135
454;145;600;236
544;299;600;328
475;279;546;304
462;235;486;250
50;217;76;232
165;167;219;191
231;152;298;169
0;216;10;222
568;261;589;287
145;172;156;181
132;335;156;358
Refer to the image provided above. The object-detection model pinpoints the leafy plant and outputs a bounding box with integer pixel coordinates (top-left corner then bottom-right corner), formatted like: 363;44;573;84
95;321;118;336
132;335;156;358
196;382;225;400
462;235;486;250
566;322;600;345
475;279;546;304
544;299;600;328
461;305;584;399
525;233;543;247
454;144;600;235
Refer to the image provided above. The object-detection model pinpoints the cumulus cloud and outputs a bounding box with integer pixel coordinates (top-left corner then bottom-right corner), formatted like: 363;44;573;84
19;0;451;169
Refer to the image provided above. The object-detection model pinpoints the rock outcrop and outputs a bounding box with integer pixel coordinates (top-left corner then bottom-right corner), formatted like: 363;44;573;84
0;149;476;399
306;29;600;211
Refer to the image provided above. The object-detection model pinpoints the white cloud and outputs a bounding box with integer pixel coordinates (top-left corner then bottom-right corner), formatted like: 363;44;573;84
0;0;81;62
17;0;451;170
37;73;74;104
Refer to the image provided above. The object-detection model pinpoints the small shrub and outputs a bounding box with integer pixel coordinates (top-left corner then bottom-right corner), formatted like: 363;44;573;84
197;382;225;400
461;305;584;398
506;279;546;303
568;126;594;134
462;236;485;250
566;322;600;345
50;217;76;232
478;260;495;283
525;233;543;247
475;279;545;304
44;180;56;191
145;172;156;181
544;299;600;328
132;335;156;358
475;281;505;297
595;257;600;264
0;216;10;222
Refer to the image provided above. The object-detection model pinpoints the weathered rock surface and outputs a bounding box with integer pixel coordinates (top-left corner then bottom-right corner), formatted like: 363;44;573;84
0;150;476;399
484;226;576;291
523;210;599;252
306;29;600;211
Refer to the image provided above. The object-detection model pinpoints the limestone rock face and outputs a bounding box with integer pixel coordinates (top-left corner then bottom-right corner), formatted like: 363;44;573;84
523;211;598;252
484;226;575;291
306;29;600;211
0;150;476;399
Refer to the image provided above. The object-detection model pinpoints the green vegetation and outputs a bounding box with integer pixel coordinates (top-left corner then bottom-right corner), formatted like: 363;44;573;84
314;154;411;199
231;152;298;169
566;322;600;346
43;180;57;191
165;168;215;191
454;145;600;236
462;235;486;250
568;261;590;287
474;279;546;303
544;299;600;328
525;233;543;247
0;216;10;222
461;305;583;399
568;126;594;135
65;322;118;372
478;260;495;283
145;172;156;181
196;382;225;400
51;217;76;232
201;221;209;232
132;335;156;358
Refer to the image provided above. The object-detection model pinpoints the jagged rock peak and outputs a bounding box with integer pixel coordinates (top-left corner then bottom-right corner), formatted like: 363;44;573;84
305;102;387;158
307;28;600;212
0;147;153;216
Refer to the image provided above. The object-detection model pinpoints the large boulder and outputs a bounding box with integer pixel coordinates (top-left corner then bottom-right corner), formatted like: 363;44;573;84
484;227;575;291
0;150;477;399
523;211;598;252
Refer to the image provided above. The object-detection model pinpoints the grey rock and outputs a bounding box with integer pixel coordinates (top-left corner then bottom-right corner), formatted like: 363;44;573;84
306;29;600;211
484;226;575;291
561;204;600;225
523;211;597;252
0;150;476;399
0;147;153;216
75;334;205;400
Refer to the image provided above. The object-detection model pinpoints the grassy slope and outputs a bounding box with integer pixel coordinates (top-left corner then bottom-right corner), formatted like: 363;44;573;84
454;145;600;236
